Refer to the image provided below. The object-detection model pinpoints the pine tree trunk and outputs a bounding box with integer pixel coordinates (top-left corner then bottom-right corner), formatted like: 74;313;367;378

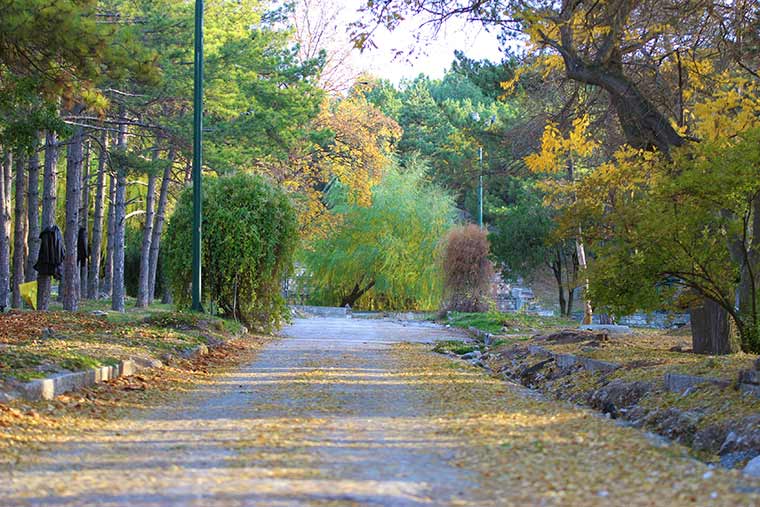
103;174;115;296
25;136;41;282
136;144;159;308
690;298;741;355
0;152;12;311
148;146;174;304
566;287;575;317
37;131;58;311
551;250;566;316
79;141;90;298
62;117;84;311
111;112;127;312
88;132;107;299
12;153;26;308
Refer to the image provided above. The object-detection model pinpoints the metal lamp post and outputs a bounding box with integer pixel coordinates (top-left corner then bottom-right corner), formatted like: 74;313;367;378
191;0;204;312
478;146;483;229
470;112;484;229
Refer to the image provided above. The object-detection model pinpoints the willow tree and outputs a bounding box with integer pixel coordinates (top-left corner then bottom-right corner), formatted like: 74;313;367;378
303;160;455;310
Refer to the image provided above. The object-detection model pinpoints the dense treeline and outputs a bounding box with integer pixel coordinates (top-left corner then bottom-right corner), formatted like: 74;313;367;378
0;0;367;318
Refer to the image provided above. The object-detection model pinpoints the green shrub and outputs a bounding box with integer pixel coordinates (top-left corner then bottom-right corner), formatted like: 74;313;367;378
163;173;298;330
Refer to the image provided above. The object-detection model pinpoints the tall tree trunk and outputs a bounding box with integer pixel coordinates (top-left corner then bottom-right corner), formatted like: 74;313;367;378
148;146;174;304
576;233;593;324
37;131;58;310
103;174;115;296
79;140;91;298
690;298;741;355
551;251;566;316
566;287;575;317
0;152;12;311
340;280;375;308
555;39;685;153
112;111;127;312
88;132;108;299
12;153;26;308
26;135;41;282
136;144;159;308
62;114;84;311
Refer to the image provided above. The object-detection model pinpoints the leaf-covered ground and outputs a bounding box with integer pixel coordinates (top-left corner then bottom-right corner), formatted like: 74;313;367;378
401;343;760;506
0;299;243;382
1;317;757;506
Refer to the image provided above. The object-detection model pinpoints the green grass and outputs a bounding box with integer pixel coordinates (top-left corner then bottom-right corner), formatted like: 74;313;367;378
446;311;576;335
432;340;480;355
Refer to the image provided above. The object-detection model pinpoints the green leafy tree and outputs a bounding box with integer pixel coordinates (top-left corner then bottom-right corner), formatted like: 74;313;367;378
570;130;760;354
164;173;298;329
490;183;579;316
303;160;455;310
364;70;518;219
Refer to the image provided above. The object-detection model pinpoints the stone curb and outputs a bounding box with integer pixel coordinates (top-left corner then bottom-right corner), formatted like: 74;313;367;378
1;324;249;404
17;360;139;401
663;372;731;394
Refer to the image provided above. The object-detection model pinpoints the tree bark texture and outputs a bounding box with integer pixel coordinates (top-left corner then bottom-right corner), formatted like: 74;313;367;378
111;112;127;312
0;152;12;310
103;174;115;296
25;136;41;282
62;117;84;311
79;141;90;298
690;298;741;355
148;146;174;304
88;132;108;299
340;280;375;308
12;153;27;308
136;145;159;308
37;130;58;310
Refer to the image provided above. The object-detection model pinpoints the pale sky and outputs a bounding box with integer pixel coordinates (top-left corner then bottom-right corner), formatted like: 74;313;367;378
335;1;505;83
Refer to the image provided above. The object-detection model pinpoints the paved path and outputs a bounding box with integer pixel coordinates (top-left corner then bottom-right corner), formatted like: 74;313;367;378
1;319;476;507
2;318;757;506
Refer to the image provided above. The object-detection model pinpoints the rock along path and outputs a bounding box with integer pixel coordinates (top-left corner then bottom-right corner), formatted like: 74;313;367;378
1;317;758;506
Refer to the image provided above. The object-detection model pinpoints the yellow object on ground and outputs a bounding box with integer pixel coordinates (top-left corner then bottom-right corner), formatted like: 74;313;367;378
19;281;37;310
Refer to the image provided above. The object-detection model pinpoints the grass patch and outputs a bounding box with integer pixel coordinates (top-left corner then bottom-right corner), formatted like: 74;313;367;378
432;340;479;355
446;311;575;335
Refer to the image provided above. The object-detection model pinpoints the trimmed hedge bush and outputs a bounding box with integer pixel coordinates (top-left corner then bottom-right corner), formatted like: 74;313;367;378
164;173;298;330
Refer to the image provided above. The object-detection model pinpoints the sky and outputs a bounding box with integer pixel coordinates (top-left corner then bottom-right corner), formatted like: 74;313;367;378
335;1;505;84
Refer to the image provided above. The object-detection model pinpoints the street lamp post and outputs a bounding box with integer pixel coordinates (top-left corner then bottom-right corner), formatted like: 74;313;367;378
478;146;483;229
470;111;486;229
191;0;204;312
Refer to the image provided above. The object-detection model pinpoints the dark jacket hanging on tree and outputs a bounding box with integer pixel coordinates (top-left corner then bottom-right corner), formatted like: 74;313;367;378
77;226;88;266
34;225;65;280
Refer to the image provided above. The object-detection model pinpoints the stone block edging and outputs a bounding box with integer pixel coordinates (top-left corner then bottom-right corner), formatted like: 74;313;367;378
1;324;248;404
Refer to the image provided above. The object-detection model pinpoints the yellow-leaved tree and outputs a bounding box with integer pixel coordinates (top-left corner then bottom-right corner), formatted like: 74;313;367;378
525;114;598;324
275;89;402;240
